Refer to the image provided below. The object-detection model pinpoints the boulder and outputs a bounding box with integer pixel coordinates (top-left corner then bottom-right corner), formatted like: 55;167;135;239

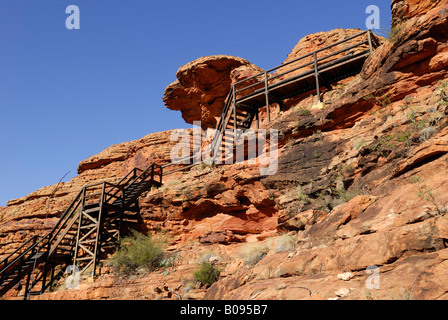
163;55;263;129
391;0;447;26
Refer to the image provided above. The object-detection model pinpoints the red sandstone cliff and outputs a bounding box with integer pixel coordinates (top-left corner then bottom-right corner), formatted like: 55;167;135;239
2;0;448;300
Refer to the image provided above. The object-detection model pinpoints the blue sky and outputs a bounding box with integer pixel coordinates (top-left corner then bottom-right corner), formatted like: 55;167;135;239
0;0;391;206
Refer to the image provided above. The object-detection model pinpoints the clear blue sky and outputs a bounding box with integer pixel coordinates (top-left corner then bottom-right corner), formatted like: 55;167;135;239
0;0;391;206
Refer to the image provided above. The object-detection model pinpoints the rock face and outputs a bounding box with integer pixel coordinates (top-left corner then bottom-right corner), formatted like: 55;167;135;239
138;164;277;245
163;55;263;130
391;0;446;26
3;0;448;301
203;0;448;300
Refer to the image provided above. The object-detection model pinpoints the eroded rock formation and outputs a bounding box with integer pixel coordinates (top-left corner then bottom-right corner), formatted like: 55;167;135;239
163;55;264;130
2;0;448;301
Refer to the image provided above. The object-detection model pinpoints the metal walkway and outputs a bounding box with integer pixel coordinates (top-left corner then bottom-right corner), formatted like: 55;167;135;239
231;29;379;125
166;30;380;166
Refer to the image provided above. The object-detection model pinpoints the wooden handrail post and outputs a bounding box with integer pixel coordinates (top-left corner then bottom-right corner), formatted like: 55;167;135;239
121;185;125;209
367;29;373;54
72;187;85;277
24;265;32;300
233;85;237;138
91;182;106;276
313;52;321;103
159;166;163;184
264;71;270;123
40;260;48;294
256;109;259;129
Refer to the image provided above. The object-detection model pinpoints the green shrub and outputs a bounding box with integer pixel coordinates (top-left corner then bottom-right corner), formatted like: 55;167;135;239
297;108;311;116
269;234;296;253
109;231;166;275
438;80;448;106
193;262;220;286
297;190;310;204
166;179;182;186
412;176;447;215
388;19;407;43
336;187;361;203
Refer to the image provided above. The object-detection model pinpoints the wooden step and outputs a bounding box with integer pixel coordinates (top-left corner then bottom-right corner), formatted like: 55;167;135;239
83;206;100;215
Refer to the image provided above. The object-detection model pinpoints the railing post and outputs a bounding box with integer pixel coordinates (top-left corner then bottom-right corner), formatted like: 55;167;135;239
49;264;55;289
150;164;154;183
92;182;106;277
113;184;124;241
23;236;38;299
159;166;163;185
232;85;237;138
31;236;37;257
40;261;48;294
255;109;259;129
264;71;270;123
72;187;85;277
17;256;23;279
313;52;321;103
367;30;373;54
24;267;32;300
121;185;125;209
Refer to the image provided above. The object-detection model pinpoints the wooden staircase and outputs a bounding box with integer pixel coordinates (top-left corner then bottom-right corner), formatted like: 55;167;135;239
204;30;380;164
0;163;162;298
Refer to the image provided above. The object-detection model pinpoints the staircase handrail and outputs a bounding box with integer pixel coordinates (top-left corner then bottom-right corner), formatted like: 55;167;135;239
0;236;39;279
234;30;374;95
0;167;136;277
125;162;162;189
161;85;236;175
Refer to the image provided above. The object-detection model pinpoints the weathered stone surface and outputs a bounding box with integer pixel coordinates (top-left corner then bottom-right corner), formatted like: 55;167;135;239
4;0;448;301
163;55;263;130
199;230;238;244
391;0;446;27
392;126;448;177
138;164;278;244
278;209;327;231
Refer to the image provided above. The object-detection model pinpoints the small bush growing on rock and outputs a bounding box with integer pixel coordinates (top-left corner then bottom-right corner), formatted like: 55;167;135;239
438;80;448;106
193;262;220;286
109;231;166;275
297;108;311;116
238;242;270;266
335;187;361;204
419;126;436;142
165;179;182;186
388;19;407;43
270;234;297;253
412;176;447;215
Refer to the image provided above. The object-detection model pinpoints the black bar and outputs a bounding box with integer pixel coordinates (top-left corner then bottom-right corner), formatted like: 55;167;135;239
313;52;321;103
